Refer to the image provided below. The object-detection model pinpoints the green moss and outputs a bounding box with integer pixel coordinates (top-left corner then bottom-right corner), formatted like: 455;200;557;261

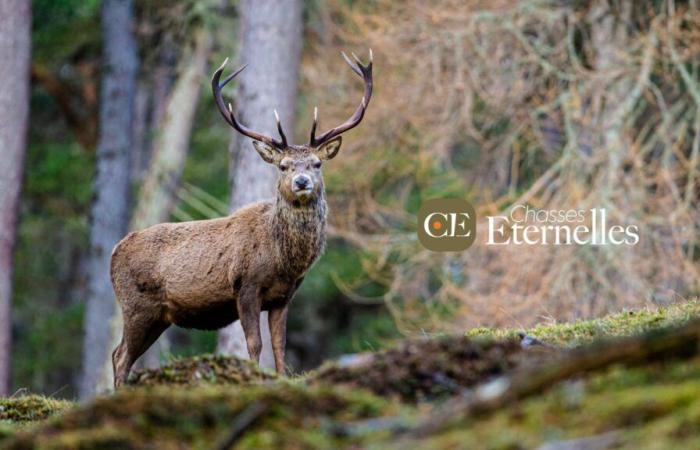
128;353;278;387
0;394;74;442
7;358;700;450
3;383;398;450
0;395;73;424
7;303;700;449
467;300;700;347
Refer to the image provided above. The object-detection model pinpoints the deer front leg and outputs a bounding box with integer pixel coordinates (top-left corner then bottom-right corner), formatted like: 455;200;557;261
268;304;289;375
236;284;262;363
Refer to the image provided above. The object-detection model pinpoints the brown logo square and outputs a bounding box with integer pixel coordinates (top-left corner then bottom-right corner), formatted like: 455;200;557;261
417;198;477;252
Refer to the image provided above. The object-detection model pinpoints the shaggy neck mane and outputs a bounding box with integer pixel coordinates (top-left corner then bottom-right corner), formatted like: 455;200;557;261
271;187;327;276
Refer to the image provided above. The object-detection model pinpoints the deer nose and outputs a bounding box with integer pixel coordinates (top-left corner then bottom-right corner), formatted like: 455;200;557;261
293;174;312;191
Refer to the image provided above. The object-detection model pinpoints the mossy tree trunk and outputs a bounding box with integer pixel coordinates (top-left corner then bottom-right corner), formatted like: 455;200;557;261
0;0;31;396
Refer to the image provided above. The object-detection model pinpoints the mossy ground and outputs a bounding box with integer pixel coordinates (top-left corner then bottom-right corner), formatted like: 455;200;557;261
127;353;278;387
399;357;700;450
467;300;700;346
310;336;545;402
0;395;73;424
2;300;700;449
0;395;74;442
3;383;398;450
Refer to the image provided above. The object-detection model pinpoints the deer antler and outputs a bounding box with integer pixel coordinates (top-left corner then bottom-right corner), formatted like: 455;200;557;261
309;49;373;147
212;58;288;150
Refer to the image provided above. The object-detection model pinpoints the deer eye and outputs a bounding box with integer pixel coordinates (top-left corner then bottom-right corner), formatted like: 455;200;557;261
280;163;289;171
313;161;322;169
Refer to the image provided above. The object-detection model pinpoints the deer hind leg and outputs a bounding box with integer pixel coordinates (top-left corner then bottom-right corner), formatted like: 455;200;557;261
113;311;169;388
236;285;262;363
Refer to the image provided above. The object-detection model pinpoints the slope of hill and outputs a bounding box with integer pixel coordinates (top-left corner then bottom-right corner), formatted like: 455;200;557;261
2;301;699;449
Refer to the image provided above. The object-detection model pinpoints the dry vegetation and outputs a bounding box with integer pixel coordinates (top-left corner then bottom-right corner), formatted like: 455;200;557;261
311;336;535;402
301;0;700;332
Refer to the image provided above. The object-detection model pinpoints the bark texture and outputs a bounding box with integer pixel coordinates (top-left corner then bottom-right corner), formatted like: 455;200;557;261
0;0;31;396
80;0;138;398
217;0;303;368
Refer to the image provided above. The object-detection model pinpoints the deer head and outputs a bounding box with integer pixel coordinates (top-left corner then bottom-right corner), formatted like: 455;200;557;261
212;50;373;204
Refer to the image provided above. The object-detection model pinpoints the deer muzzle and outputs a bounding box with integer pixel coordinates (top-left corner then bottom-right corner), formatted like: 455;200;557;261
292;174;313;196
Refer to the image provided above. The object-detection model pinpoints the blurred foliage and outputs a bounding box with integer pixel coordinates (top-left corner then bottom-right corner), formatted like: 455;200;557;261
32;0;100;65
300;0;700;335
9;3;90;399
13;75;95;394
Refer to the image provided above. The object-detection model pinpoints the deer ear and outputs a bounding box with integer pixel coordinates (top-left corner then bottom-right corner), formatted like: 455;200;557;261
252;141;282;164
316;136;342;160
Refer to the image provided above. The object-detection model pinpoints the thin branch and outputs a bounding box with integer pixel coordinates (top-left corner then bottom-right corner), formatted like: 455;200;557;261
214;402;269;450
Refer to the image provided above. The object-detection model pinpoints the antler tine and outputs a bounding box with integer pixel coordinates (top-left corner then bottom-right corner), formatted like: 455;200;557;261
212;59;242;127
310;49;373;146
309;106;318;145
341;51;363;77
212;59;286;150
273;109;288;148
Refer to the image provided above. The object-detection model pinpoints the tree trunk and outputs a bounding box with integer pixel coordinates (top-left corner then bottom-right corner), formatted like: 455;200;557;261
127;27;213;370
0;0;31;396
217;0;303;369
130;80;150;182
80;0;138;399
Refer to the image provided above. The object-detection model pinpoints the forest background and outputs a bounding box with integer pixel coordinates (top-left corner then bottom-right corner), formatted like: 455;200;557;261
0;0;697;399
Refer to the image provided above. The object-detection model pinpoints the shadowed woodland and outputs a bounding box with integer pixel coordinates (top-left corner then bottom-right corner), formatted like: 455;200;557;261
0;0;699;447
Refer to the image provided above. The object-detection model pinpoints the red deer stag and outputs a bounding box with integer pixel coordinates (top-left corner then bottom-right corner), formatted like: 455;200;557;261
110;50;373;387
